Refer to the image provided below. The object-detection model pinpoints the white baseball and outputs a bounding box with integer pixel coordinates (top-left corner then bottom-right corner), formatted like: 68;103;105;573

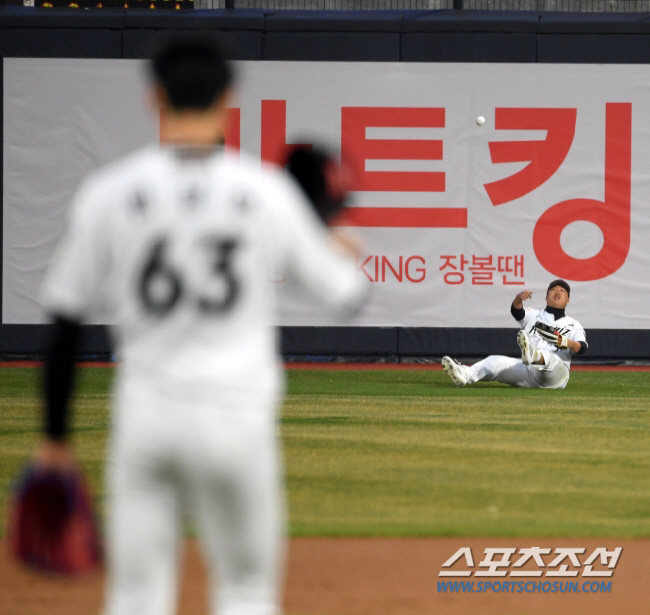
476;116;486;126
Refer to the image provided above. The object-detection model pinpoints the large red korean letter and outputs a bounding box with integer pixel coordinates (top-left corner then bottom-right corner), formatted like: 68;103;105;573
484;108;577;206
341;107;445;192
533;103;631;281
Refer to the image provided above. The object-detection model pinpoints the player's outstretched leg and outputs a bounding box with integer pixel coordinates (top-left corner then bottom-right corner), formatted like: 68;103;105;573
470;355;534;387
517;330;540;366
442;356;469;387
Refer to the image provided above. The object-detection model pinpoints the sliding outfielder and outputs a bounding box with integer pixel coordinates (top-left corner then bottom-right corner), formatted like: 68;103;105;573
36;39;366;615
442;280;587;389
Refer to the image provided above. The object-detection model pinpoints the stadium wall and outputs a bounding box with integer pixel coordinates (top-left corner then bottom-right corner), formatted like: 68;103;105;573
1;7;649;360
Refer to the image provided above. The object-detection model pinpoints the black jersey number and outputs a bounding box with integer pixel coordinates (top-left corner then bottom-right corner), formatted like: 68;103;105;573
198;238;239;314
138;237;240;316
138;240;182;315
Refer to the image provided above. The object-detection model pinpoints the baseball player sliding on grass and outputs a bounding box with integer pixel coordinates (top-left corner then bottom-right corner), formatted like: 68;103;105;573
34;38;366;615
442;279;587;389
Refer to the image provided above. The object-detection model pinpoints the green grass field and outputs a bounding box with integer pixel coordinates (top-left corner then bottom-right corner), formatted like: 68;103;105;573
1;366;648;538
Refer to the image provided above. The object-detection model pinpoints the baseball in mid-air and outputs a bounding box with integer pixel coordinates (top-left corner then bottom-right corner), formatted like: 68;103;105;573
476;116;486;126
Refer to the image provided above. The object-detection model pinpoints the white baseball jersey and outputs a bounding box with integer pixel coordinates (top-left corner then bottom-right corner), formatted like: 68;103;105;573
41;143;367;615
41;145;365;402
517;307;587;369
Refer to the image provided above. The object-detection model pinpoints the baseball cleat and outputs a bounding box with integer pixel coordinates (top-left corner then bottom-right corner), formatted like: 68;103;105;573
517;330;536;365
442;356;468;387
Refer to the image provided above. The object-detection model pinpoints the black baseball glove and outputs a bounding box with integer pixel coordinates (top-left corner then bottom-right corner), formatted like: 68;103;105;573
284;145;355;223
534;321;569;348
7;464;102;575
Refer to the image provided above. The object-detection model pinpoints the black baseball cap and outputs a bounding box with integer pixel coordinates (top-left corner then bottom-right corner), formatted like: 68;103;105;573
547;279;570;296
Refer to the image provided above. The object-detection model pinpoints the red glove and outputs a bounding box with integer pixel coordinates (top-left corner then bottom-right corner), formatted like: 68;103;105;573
7;464;102;575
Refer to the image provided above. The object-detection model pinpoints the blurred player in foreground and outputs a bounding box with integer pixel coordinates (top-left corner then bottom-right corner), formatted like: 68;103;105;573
34;38;366;615
442;280;587;389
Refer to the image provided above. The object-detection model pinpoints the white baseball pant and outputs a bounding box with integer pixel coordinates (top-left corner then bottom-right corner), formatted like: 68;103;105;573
104;377;283;615
465;349;570;389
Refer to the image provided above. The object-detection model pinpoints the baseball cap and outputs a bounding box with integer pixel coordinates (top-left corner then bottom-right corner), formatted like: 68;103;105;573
547;279;570;296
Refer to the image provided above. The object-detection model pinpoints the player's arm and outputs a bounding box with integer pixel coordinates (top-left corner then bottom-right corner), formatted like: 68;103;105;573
571;323;588;355
272;171;368;314
561;322;587;354
36;314;81;469
566;339;585;354
36;177;108;469
290;212;368;314
511;290;532;320
16;315;102;577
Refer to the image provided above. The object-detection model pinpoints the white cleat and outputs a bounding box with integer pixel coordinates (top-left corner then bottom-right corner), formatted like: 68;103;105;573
517;330;536;365
442;356;468;387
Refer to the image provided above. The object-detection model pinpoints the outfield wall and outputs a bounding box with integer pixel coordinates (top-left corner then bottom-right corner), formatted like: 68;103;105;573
2;8;650;359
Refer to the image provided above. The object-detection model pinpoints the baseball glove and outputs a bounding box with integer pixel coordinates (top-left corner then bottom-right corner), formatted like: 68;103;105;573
284;145;355;223
534;321;569;348
7;464;102;575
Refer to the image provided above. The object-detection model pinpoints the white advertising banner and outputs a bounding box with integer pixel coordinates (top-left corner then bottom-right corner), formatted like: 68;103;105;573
3;59;650;328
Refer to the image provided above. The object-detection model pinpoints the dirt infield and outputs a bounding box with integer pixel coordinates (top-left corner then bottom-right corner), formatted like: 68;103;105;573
2;537;647;615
